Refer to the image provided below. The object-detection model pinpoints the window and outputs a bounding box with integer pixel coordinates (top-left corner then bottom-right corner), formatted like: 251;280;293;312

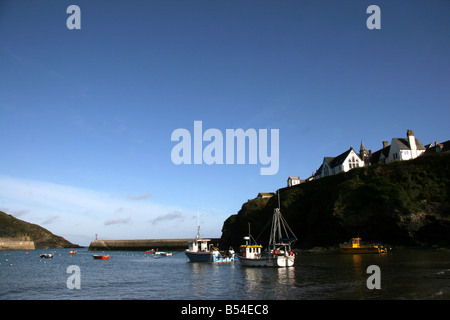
348;157;357;169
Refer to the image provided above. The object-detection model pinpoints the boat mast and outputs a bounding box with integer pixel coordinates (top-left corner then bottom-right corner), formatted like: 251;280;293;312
269;190;297;247
269;191;281;248
196;210;201;239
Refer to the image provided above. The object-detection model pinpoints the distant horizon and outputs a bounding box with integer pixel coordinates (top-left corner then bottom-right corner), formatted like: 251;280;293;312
1;0;449;247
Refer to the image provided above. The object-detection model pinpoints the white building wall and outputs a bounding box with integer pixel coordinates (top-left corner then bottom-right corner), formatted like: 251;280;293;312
341;149;364;172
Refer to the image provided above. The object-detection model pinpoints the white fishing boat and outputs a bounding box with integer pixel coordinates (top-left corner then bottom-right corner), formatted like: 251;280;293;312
185;236;212;262
185;219;212;262
238;192;297;267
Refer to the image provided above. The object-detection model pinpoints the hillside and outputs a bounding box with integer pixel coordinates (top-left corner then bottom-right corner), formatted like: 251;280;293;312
0;211;81;249
220;153;450;249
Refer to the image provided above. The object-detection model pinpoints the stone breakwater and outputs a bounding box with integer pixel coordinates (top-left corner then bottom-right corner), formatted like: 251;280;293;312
88;238;222;251
0;239;35;251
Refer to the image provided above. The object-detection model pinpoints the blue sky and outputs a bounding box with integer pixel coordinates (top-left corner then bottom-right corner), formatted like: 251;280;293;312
1;0;449;246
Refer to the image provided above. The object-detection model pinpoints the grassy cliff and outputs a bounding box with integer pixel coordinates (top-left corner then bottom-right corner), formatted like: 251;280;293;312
220;153;450;249
0;211;80;248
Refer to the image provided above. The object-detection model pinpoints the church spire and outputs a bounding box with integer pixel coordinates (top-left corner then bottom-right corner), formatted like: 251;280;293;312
360;141;369;162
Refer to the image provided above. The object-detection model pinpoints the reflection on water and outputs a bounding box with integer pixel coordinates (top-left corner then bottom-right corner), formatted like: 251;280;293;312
1;248;449;299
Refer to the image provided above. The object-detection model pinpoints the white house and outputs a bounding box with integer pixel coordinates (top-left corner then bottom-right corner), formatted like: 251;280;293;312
314;147;364;180
386;130;426;162
287;176;302;187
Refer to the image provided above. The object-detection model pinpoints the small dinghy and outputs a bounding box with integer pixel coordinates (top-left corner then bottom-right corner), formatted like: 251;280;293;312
93;254;110;260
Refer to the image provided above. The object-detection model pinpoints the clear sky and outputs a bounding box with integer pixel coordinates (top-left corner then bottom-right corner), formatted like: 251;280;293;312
1;0;449;246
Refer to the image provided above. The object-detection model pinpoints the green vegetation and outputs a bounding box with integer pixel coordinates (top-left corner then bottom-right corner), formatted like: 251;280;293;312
0;211;80;248
221;153;450;248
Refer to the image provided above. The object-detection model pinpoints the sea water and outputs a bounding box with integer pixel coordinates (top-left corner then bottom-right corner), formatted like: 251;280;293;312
1;247;449;300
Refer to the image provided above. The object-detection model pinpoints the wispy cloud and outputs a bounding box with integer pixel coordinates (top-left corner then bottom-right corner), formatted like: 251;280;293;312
0;207;29;217
151;211;184;225
0;175;225;246
127;193;151;200
0;175;199;244
104;217;131;226
42;215;60;225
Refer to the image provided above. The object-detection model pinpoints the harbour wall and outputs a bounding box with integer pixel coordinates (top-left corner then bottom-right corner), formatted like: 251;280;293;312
0;239;35;251
88;238;222;251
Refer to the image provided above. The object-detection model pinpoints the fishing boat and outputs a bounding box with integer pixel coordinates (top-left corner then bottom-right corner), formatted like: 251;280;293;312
340;238;389;254
185;218;213;262
185;235;212;262
40;253;53;259
212;247;237;263
93;254;110;260
239;192;297;267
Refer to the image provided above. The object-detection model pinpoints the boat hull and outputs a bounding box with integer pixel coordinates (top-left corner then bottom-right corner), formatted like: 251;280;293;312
239;255;294;267
93;255;110;260
185;250;212;262
340;247;380;254
212;254;237;263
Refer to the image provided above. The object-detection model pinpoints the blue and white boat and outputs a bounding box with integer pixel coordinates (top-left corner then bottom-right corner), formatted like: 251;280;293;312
185;236;212;262
212;247;237;263
185;222;212;262
185;215;237;263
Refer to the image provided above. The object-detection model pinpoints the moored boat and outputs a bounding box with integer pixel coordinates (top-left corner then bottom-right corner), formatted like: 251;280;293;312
185;237;212;262
185;217;213;262
155;251;172;256
69;251;77;254
40;253;53;259
340;238;389;254
93;254;110;260
238;192;297;267
212;247;237;263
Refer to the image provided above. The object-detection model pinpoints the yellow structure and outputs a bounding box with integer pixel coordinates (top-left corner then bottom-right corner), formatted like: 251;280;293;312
340;238;388;254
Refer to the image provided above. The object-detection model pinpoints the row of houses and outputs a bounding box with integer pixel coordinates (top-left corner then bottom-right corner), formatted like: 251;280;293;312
286;129;449;186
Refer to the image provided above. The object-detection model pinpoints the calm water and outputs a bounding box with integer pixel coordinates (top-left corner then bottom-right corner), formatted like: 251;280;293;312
1;247;449;300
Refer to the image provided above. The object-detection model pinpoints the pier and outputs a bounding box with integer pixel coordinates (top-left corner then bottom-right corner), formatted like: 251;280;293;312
88;238;221;251
0;239;35;251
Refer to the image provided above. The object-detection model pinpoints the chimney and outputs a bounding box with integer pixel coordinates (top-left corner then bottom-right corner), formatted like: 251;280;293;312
382;141;389;148
407;129;417;155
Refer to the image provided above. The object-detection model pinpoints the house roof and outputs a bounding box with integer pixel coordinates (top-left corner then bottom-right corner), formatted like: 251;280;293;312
424;140;450;154
326;147;361;169
392;138;426;150
316;147;362;174
257;192;275;197
315;163;323;175
370;145;390;163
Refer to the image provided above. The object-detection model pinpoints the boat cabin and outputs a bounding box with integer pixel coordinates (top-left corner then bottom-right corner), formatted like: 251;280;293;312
187;238;210;252
240;244;263;259
240;237;263;259
350;237;362;248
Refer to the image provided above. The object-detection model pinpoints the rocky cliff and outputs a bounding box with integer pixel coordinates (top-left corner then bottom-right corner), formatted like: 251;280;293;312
220;153;450;249
0;211;81;249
